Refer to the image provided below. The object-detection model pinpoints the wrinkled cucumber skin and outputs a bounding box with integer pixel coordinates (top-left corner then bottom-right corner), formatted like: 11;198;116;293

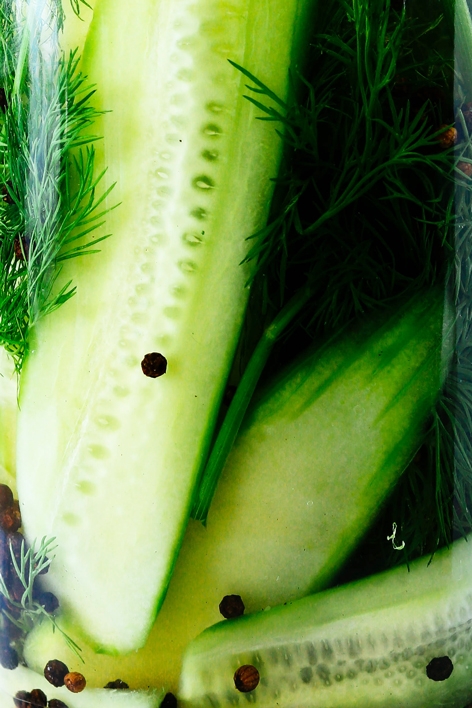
179;536;472;708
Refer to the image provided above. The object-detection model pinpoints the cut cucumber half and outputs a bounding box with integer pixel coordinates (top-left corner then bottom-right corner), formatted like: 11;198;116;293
24;288;446;691
178;535;472;708
0;663;163;707
0;349;17;489
16;0;317;653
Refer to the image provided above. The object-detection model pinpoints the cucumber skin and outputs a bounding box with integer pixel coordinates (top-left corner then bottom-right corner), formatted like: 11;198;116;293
16;0;315;653
24;289;445;691
178;535;472;708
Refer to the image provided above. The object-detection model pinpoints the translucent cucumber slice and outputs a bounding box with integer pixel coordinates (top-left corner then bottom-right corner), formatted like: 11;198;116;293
24;289;445;691
16;0;317;653
179;535;472;708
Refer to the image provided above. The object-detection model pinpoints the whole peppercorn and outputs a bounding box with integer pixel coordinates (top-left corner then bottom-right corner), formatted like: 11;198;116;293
44;659;69;687
219;594;245;619
0;501;22;532
0;484;13;512
160;693;177;708
233;665;260;693
29;689;48;707
64;671;86;693
0;639;18;670
36;591;59;614
13;691;31;708
48;701;69;708
141;352;167;378
426;655;454;681
104;679;129;689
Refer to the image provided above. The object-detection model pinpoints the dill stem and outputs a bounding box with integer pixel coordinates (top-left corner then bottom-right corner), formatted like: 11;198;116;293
13;20;29;97
192;284;314;523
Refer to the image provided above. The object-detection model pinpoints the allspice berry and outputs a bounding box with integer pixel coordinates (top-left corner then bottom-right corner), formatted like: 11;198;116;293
44;659;69;687
0;500;21;532
219;594;245;619
64;671;87;693
0;484;13;512
233;664;260;693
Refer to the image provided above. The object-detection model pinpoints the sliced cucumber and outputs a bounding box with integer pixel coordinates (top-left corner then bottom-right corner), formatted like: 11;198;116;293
0;663;163;707
0;349;17;490
24;289;445;691
178;535;472;708
16;0;316;653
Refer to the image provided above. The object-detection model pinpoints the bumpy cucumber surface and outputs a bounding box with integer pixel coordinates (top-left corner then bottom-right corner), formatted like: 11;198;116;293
179;535;472;708
24;289;445;691
0;663;163;707
16;0;313;653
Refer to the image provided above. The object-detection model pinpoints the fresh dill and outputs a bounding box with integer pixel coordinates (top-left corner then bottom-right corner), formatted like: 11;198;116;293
192;0;456;523
0;535;82;661
0;0;114;371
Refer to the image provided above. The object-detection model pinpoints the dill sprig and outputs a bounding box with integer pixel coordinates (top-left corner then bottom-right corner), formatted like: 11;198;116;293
0;535;82;660
192;0;456;522
0;0;114;371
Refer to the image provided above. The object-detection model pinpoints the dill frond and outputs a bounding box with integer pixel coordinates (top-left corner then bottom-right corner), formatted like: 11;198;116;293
0;0;115;371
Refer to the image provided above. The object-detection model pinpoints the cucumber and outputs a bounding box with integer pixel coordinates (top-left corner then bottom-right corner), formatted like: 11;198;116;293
0;349;17;492
16;0;317;653
23;288;446;691
0;663;163;707
178;535;472;708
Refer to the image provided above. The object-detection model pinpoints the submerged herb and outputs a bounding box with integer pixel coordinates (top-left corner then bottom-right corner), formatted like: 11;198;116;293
0;0;114;371
192;0;456;526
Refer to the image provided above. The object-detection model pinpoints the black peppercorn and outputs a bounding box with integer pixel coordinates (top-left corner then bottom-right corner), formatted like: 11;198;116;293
36;591;59;614
13;691;31;708
426;655;454;681
104;679;129;689
29;689;47;707
0;639;18;670
219;594;245;619
233;665;260;692
141;352;167;378
44;659;69;687
48;700;69;708
0;484;13;512
160;693;177;708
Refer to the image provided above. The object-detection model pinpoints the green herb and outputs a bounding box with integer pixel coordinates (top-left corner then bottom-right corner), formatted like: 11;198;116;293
0;535;82;660
0;0;114;371
192;0;456;525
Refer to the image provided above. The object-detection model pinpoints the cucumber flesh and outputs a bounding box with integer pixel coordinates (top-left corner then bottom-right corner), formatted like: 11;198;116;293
24;289;445;691
178;535;472;708
0;663;163;707
0;349;17;492
16;0;311;652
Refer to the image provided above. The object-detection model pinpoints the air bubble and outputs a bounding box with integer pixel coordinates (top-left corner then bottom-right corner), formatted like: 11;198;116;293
190;206;208;220
203;123;223;137
193;175;215;190
179;260;197;273
183;232;204;246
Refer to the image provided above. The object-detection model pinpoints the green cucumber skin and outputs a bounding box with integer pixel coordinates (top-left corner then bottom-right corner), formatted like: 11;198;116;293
178;536;472;708
24;289;445;691
16;0;317;653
